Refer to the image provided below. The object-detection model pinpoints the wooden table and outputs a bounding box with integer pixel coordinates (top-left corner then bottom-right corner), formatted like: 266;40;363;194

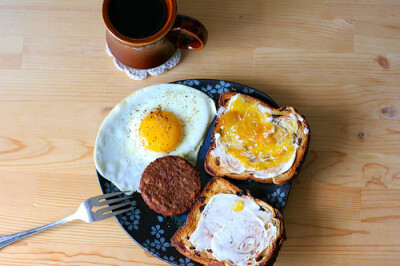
1;0;399;265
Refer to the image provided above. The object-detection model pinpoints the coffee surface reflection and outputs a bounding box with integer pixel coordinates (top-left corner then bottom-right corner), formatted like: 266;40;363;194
108;0;168;39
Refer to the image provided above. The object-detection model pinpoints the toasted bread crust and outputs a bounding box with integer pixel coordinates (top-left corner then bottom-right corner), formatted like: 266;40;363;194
172;177;286;266
205;92;310;185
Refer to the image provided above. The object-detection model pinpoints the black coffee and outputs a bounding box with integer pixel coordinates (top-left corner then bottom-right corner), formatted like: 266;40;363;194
108;0;168;39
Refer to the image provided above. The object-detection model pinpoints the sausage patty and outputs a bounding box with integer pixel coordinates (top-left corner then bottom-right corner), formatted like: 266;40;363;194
140;156;201;216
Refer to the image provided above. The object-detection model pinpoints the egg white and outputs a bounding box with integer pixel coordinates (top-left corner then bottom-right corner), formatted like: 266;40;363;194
94;84;216;194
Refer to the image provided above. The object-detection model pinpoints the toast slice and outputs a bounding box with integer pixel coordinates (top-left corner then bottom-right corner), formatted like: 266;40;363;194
172;177;285;266
205;92;310;185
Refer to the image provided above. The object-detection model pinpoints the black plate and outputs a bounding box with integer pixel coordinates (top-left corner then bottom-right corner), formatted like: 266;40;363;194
97;79;291;266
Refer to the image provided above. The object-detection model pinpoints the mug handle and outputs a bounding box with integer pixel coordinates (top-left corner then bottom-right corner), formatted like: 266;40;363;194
172;14;208;50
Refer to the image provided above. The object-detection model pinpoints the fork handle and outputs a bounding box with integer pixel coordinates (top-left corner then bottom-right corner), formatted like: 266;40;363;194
0;215;76;249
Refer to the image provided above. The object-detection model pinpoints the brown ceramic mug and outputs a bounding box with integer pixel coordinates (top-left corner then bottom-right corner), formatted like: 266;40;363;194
102;0;208;69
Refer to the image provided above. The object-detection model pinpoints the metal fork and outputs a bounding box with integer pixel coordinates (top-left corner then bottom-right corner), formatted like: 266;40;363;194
0;191;133;249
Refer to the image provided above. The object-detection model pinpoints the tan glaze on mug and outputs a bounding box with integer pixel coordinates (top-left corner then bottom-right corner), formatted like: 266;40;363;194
103;0;208;69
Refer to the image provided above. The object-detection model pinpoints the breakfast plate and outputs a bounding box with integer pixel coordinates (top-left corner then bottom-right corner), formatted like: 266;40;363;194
97;79;292;265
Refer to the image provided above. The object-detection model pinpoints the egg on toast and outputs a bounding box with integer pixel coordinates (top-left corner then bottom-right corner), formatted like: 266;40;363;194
205;92;310;185
172;177;285;266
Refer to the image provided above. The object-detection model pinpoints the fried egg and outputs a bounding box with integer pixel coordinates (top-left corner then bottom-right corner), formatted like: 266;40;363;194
94;84;216;194
189;194;278;265
211;93;302;179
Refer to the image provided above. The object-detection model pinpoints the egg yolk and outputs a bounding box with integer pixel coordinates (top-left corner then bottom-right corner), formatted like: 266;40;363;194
232;200;244;212
215;95;297;171
139;110;183;152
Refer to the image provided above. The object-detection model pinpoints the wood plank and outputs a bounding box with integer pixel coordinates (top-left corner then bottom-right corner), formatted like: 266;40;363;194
0;172;34;207
0;2;102;39
180;1;352;51
361;189;400;223
326;0;400;21
254;51;400;88
0;135;94;175
0;36;24;54
0;55;22;70
278;245;400;265
298;151;400;189
0;243;164;265
178;0;328;19
355;21;400;53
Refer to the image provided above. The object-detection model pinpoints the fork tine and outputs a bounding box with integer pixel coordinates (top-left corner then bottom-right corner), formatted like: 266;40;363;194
96;196;132;207
96;201;133;215
88;191;130;207
92;191;126;201
95;206;135;221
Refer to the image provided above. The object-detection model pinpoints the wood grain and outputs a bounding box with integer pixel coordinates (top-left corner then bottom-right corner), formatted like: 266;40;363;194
0;0;399;265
